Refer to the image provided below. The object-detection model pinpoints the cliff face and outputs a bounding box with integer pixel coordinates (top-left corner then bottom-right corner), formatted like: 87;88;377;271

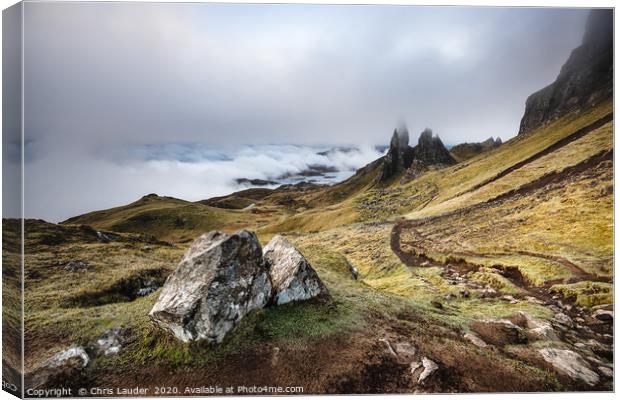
518;9;613;135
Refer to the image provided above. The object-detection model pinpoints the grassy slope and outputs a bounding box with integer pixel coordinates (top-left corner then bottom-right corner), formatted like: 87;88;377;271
17;100;613;391
62;194;285;243
388;101;613;306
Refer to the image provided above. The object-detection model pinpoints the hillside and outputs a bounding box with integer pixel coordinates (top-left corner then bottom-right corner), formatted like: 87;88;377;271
8;9;614;394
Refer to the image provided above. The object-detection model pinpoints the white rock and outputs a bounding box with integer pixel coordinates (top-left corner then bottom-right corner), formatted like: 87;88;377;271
29;347;89;389
44;347;89;369
418;357;439;383
598;366;613;378
263;235;328;305
150;230;272;343
393;342;417;363
410;361;422;374
464;332;487;348
538;348;599;386
553;312;574;328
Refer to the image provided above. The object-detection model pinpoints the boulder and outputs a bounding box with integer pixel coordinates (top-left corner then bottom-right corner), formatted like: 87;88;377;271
511;311;559;342
263;235;329;305
63;260;88;272
418;357;439;383
393;342;417;364
149;230;272;343
553;312;574;328
591;309;613;322
464;332;487;348
28;347;89;388
538;348;599;386
471;319;527;346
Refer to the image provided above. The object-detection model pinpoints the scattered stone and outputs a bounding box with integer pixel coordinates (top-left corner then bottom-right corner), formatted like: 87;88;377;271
480;288;497;298
592;309;613;322
64;260;89;272
345;259;359;280
271;347;280;366
149;230;272;343
444;293;456;301
409;361;422;374
464;332;487;348
418;357;439;383
430;301;443;310
96;231;118;242
525;296;543;304
263;235;329;305
538;348;599;386
89;327;131;357
500;295;516;303
393;342;417;363
598;366;613;378
553;312;574;328
29;347;89;388
379;338;397;357
136;280;159;297
471;319;527;346
512;312;559;342
585;339;612;358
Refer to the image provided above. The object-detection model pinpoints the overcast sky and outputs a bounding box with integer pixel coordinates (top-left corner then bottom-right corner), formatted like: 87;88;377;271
15;3;592;221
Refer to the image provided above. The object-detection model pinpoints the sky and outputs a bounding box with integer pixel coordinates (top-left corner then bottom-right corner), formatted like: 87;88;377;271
7;2;593;221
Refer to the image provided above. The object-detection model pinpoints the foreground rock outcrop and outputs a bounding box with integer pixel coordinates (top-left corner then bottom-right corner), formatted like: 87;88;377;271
518;9;612;135
150;230;328;343
263;235;329;305
149;230;272;343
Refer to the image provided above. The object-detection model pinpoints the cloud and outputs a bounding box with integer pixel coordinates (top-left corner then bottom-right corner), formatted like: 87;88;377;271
17;3;593;221
24;144;384;222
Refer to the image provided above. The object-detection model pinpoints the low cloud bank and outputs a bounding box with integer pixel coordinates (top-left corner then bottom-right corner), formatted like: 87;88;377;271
24;144;385;223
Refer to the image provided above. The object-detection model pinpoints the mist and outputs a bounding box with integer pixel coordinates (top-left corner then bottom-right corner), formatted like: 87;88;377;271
13;2;591;221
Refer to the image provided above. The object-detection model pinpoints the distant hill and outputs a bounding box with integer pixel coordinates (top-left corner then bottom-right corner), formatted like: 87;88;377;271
450;137;502;162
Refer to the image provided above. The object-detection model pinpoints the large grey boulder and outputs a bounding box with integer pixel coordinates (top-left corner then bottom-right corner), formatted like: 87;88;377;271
149;230;272;343
263;235;329;305
538;348;599;386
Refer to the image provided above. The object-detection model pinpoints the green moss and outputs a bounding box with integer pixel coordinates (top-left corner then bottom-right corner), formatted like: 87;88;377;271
550;281;613;306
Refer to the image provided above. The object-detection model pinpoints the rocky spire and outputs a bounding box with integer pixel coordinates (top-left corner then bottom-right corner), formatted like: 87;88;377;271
377;126;454;182
377;127;411;181
411;128;456;165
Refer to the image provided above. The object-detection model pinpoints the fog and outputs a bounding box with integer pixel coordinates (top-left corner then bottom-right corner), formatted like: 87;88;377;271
12;3;591;221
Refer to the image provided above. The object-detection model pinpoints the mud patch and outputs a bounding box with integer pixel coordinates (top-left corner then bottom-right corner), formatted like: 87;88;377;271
471;320;528;347
63;268;169;308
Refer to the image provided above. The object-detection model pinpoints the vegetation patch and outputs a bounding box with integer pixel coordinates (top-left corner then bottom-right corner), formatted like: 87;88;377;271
550;281;613;307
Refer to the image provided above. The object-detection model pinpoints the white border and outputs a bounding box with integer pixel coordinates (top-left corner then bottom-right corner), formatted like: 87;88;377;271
0;2;616;400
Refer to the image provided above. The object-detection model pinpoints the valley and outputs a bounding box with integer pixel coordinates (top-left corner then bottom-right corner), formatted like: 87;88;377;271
2;8;614;395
